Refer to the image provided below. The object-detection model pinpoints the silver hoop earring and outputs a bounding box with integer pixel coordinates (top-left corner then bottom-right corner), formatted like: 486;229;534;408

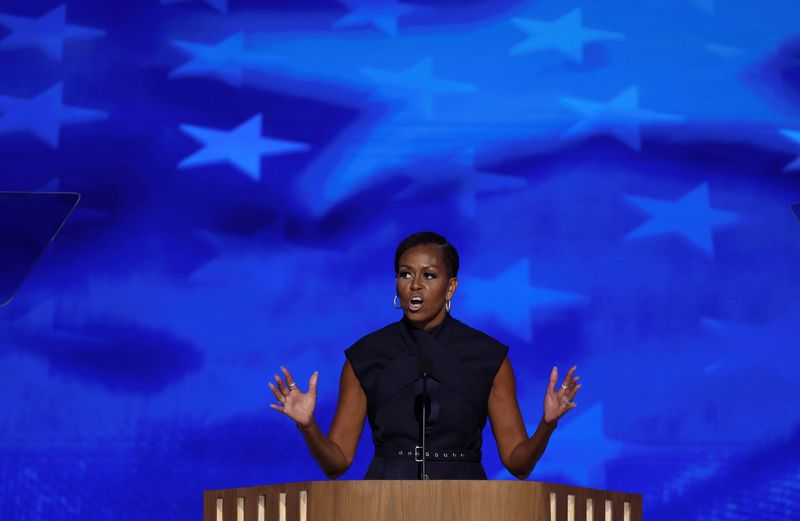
445;300;451;312
393;295;402;309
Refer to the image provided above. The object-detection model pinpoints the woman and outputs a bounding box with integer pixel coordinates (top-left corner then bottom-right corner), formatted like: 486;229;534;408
269;231;581;480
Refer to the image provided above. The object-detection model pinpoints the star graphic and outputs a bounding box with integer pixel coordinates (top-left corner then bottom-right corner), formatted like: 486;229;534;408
10;298;59;330
779;129;800;173
624;183;738;256
459;259;586;342
394;149;526;217
0;83;107;148
492;404;625;485
696;309;800;443
560;86;685;151
170;33;278;87
702;308;798;380
178;114;310;181
0;4;105;61
188;229;345;341
332;0;416;37
192;230;280;286
361;57;477;119
160;0;228;14
510;8;624;64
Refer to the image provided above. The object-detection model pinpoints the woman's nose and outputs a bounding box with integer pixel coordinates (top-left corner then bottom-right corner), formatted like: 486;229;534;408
411;275;423;289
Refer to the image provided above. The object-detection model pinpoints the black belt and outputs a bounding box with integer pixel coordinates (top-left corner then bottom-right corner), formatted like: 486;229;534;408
375;446;482;463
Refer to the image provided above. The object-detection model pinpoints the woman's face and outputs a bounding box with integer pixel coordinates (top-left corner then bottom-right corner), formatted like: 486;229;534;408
396;244;458;330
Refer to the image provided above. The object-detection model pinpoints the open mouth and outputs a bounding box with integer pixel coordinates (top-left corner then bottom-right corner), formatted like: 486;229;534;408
408;296;424;311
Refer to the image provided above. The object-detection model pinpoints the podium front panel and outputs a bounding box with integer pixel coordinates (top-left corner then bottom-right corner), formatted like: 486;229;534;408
204;481;642;521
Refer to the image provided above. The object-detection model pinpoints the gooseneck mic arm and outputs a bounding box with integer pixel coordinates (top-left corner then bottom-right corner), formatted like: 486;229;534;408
417;356;433;480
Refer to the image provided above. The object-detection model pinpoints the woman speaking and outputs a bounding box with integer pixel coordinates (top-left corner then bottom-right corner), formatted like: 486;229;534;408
269;232;581;480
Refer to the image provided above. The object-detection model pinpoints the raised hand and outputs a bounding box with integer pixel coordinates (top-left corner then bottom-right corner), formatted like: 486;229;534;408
268;366;318;428
543;365;581;425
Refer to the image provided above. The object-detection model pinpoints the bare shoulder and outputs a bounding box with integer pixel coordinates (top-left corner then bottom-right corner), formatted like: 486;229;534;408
491;357;517;397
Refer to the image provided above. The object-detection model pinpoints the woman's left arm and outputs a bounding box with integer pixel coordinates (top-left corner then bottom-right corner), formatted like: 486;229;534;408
488;357;581;480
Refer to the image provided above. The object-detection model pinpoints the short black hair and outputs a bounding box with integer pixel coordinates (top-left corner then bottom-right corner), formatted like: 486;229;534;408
394;231;459;278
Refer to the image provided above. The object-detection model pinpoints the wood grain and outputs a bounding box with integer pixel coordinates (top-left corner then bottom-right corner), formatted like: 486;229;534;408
203;480;643;521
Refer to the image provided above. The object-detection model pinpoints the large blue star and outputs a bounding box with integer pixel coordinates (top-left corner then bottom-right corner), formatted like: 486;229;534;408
459;259;586;342
703;308;798;387
13;298;58;330
493;404;625;485
161;0;228;14
0;4;105;61
560;86;685;151
170;33;276;87
698;308;800;441
394;148;527;217
0;83;107;148
779;129;800;173
510;8;624;64
333;0;416;37
625;183;739;256
361;57;476;119
179;114;310;181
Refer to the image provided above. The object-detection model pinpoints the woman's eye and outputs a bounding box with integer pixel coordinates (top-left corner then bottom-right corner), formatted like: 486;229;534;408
398;271;411;279
424;272;436;279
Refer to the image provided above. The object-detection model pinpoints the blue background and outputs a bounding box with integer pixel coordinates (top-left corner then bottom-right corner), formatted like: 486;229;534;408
1;0;799;519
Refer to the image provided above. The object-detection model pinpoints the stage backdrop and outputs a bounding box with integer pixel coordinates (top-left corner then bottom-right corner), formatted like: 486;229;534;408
1;0;799;519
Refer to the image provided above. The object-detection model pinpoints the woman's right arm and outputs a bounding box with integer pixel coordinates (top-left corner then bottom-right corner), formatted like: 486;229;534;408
269;361;366;479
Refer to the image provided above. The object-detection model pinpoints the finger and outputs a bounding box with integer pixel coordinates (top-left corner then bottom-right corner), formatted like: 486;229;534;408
308;371;318;396
274;374;288;395
268;382;285;403
548;366;558;393
269;404;287;413
562;365;577;387
567;383;582;401
281;366;297;390
559;397;577;412
564;374;580;395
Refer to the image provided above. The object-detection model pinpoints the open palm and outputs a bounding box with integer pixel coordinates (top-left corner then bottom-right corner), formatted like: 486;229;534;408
268;366;318;428
543;365;581;424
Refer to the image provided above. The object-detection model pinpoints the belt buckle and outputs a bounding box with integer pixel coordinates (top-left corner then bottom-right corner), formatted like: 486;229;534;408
414;446;423;463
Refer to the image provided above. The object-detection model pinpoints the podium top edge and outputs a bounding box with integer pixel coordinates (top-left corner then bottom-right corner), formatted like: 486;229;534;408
202;480;642;497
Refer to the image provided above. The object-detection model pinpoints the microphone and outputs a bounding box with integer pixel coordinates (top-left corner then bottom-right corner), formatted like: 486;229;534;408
417;357;433;480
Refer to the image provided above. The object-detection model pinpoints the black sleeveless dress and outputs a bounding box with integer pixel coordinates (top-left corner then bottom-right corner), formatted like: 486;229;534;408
345;314;508;479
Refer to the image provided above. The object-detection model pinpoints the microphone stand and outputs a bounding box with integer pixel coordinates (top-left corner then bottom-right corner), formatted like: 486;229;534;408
417;356;432;480
420;373;429;480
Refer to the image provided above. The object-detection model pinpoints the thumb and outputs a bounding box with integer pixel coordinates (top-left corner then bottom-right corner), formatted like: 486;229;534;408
308;371;319;396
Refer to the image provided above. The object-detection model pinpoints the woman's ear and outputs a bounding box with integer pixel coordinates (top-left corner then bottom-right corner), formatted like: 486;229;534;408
447;277;459;300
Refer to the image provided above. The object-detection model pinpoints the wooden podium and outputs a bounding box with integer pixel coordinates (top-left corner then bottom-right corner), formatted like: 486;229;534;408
204;480;642;521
